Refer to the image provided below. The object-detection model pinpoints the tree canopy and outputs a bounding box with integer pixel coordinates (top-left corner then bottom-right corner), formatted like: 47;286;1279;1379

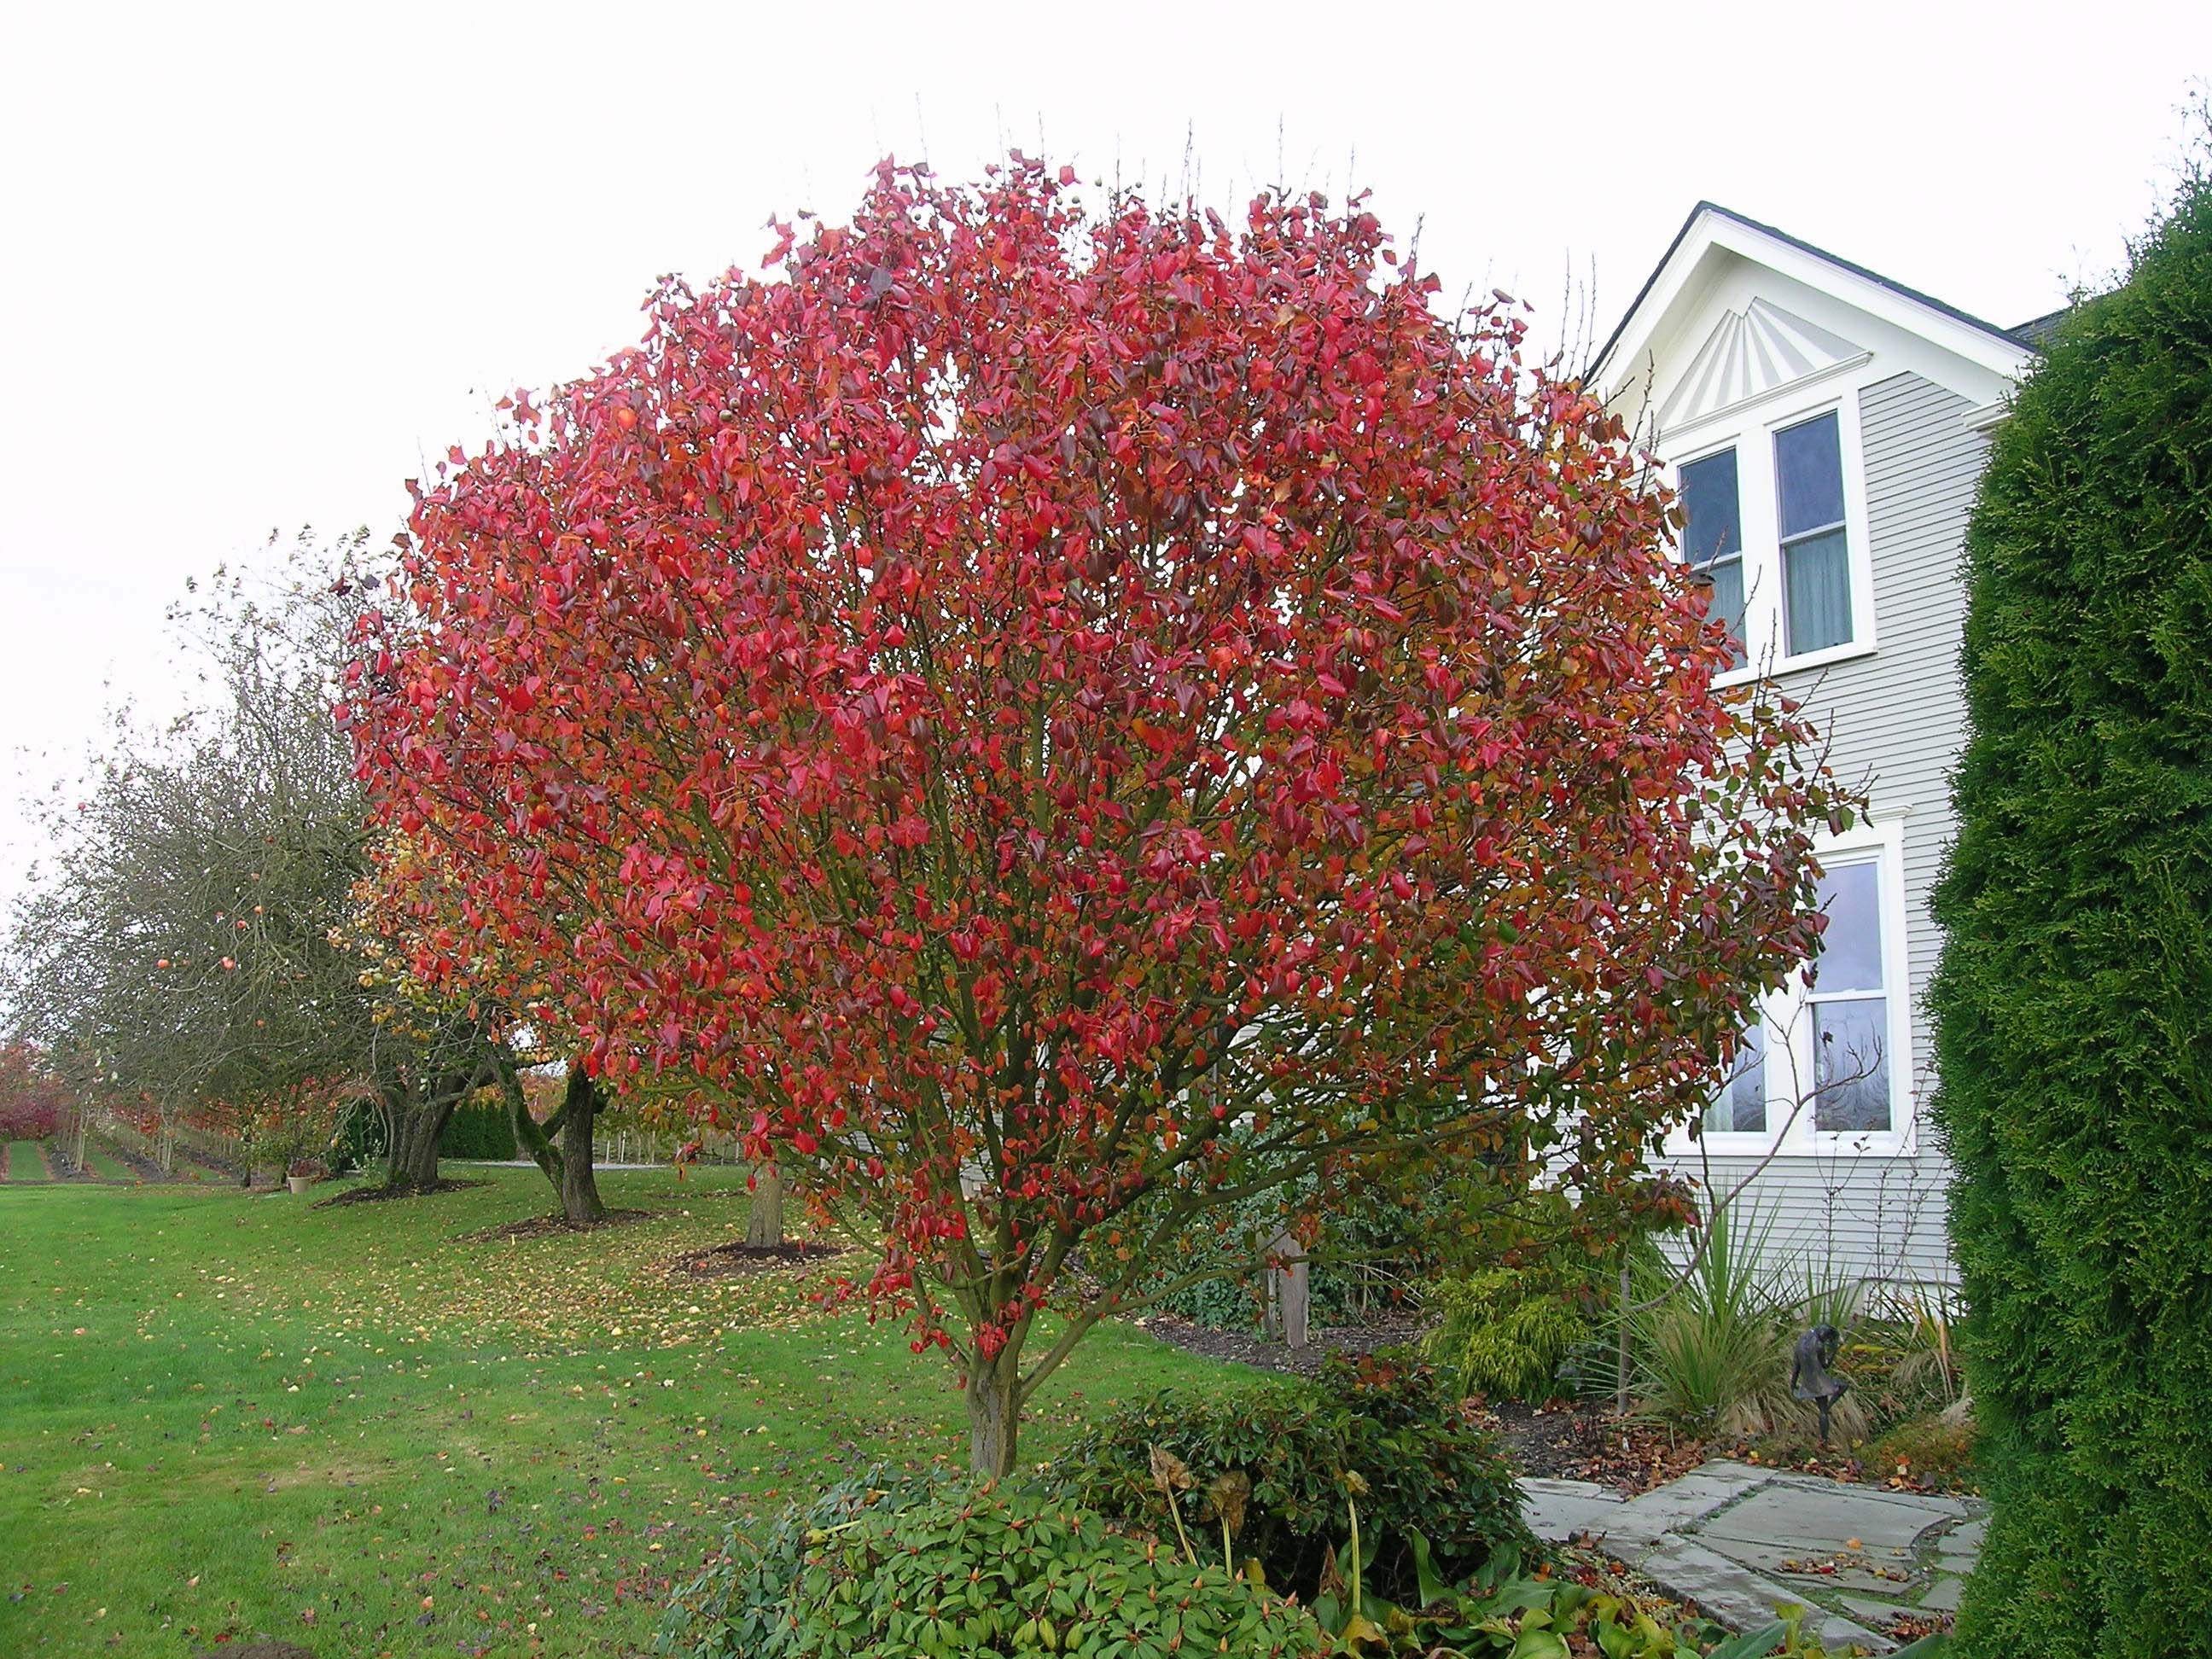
353;158;1837;1471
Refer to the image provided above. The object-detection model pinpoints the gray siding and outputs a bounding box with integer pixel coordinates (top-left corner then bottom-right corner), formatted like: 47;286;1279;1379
1659;371;1987;1294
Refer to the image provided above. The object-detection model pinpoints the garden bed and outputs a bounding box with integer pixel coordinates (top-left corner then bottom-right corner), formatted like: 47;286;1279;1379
1471;1398;1709;1493
312;1177;489;1208
1132;1307;1429;1378
466;1208;655;1241
667;1238;847;1278
1457;1397;1976;1499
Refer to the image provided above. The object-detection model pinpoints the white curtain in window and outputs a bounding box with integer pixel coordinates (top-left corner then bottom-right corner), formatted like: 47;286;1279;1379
1784;528;1853;654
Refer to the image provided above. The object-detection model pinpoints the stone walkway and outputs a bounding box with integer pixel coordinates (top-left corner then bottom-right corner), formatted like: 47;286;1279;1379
1521;1460;1982;1652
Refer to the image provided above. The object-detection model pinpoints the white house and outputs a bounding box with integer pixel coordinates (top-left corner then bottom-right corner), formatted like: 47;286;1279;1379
1590;204;2052;1291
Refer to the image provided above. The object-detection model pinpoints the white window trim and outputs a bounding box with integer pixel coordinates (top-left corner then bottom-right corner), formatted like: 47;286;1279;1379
1664;375;1880;687
1668;815;1916;1161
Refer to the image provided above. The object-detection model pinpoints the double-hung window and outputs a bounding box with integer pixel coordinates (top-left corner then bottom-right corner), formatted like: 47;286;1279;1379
1671;400;1866;674
1680;447;1746;668
1706;1016;1765;1135
1776;411;1853;655
1689;823;1907;1154
1807;855;1889;1132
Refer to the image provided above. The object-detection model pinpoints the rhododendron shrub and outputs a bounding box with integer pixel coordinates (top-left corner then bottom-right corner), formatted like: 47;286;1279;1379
353;159;1837;1472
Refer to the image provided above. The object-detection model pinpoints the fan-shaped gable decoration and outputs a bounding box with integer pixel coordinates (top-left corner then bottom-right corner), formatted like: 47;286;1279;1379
1656;299;1866;432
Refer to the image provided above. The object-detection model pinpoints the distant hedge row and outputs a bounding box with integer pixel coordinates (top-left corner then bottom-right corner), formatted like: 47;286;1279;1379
439;1101;520;1161
333;1098;519;1165
1933;172;2212;1656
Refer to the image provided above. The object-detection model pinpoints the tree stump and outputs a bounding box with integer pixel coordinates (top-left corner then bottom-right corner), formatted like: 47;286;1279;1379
1264;1231;1310;1350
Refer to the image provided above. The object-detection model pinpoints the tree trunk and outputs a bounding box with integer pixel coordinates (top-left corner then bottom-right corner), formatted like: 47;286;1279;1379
383;1074;464;1193
556;1070;606;1224
746;1162;784;1247
502;1057;606;1225
1265;1231;1310;1350
386;1106;444;1190
967;1356;1021;1477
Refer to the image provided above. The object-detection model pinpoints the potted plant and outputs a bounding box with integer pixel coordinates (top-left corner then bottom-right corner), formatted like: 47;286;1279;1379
286;1155;320;1196
256;1119;306;1190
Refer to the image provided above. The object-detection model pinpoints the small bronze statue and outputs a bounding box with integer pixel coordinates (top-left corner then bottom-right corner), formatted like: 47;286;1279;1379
1790;1324;1850;1448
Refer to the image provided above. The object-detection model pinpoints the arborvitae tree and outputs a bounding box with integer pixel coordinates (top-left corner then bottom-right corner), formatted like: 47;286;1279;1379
1933;171;2212;1656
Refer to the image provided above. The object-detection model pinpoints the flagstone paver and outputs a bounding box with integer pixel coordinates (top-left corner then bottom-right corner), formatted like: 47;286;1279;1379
1519;1458;1982;1652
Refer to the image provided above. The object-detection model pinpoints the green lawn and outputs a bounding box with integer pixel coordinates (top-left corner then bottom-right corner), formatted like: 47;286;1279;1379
0;1167;1226;1657
77;1145;133;1183
4;1140;50;1183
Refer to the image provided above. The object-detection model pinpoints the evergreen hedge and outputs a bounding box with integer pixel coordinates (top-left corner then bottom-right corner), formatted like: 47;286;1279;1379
1931;173;2212;1656
439;1100;519;1161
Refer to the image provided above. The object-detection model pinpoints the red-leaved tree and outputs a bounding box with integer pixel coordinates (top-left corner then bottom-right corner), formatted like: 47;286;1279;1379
352;158;1839;1472
0;1042;70;1143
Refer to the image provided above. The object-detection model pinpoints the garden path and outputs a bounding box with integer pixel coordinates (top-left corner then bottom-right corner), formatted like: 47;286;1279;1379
1520;1459;1982;1652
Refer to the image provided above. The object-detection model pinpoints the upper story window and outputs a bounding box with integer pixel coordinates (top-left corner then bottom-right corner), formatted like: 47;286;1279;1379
1776;411;1852;655
1680;448;1745;668
1672;396;1872;678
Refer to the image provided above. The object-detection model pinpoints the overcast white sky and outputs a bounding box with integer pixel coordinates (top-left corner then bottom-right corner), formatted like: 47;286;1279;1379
2;0;2206;907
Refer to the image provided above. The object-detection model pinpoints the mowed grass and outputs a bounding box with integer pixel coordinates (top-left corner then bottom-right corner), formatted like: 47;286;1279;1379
4;1141;51;1182
0;1167;1227;1657
76;1145;134;1184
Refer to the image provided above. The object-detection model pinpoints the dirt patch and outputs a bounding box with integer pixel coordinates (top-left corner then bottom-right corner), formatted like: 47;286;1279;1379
1132;1307;1429;1378
1470;1399;1708;1494
667;1239;849;1278
464;1208;655;1242
312;1178;488;1208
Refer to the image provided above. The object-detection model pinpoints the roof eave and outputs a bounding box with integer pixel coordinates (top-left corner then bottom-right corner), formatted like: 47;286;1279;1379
1589;203;2038;399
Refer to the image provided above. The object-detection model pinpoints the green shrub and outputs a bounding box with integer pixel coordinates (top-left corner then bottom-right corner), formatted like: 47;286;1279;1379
1415;1256;1610;1406
1424;1266;1594;1401
655;1474;1320;1659
1134;1173;1432;1331
1055;1352;1530;1607
1335;1548;1942;1658
437;1099;517;1161
1626;1203;1870;1446
1865;1412;1976;1490
1930;165;2212;1657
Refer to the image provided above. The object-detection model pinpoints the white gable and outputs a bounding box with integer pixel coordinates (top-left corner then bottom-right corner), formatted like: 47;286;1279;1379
1593;206;2034;438
1656;299;1866;431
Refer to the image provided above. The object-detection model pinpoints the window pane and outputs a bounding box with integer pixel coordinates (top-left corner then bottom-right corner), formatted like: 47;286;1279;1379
1813;860;1883;992
1776;412;1845;537
1707;1017;1767;1134
1784;527;1853;654
1706;557;1746;668
1814;996;1890;1132
1679;449;1741;566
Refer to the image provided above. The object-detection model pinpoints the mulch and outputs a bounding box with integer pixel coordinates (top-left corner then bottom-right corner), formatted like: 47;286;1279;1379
667;1239;849;1278
1469;1399;1709;1493
464;1208;655;1242
312;1178;489;1208
1133;1307;1430;1379
1136;1313;1719;1493
1708;1441;1979;1498
1469;1405;1977;1498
